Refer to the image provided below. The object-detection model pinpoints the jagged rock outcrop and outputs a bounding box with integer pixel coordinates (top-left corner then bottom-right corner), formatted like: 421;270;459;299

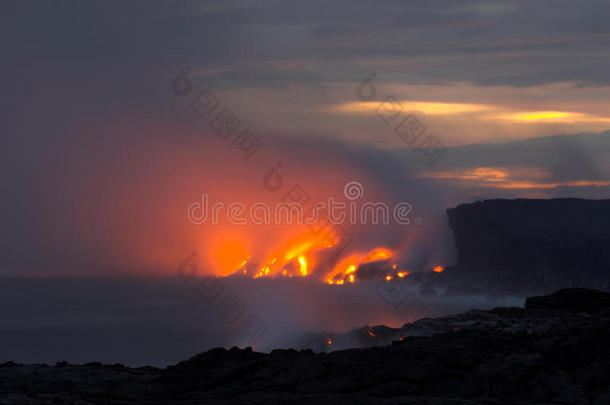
447;198;610;293
4;288;610;404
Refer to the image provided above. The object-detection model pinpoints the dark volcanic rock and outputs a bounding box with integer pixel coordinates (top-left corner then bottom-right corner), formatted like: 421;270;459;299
447;198;610;293
3;288;610;404
525;288;610;311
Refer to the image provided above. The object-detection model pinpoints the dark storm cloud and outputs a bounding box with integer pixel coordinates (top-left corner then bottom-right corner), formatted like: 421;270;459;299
3;0;610;89
172;0;610;88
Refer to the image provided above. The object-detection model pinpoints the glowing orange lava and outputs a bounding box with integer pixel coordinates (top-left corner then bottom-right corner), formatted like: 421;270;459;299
298;256;308;276
324;247;394;285
249;233;330;279
433;265;444;273
209;229;400;286
208;237;251;276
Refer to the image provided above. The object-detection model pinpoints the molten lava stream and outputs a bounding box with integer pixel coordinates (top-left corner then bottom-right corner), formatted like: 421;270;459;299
325;247;394;285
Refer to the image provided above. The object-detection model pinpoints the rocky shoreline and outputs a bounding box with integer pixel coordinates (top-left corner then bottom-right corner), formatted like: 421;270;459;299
2;288;610;404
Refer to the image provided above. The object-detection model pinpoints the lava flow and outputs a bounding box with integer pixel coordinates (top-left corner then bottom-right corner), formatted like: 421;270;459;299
217;234;431;285
207;229;446;286
325;247;394;285
250;233;330;279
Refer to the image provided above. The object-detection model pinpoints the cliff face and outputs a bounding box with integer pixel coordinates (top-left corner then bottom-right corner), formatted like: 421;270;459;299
447;199;610;292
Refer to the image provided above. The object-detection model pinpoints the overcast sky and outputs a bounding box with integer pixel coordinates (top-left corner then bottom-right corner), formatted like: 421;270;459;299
2;0;610;275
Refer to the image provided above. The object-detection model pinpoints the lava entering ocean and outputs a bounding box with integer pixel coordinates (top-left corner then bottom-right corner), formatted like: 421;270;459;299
209;231;442;285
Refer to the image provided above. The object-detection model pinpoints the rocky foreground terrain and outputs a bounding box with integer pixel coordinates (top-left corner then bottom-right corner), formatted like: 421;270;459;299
3;288;610;404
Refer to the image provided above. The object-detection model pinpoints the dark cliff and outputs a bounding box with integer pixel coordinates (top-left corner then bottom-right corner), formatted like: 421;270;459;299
447;198;610;292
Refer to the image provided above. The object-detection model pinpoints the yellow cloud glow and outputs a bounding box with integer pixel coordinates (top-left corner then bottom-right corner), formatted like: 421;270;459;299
415;167;610;190
495;180;610;189
329;101;493;115
497;111;610;123
517;111;572;120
